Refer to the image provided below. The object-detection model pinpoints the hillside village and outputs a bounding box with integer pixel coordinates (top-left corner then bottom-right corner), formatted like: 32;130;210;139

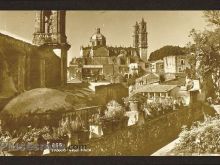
0;11;220;156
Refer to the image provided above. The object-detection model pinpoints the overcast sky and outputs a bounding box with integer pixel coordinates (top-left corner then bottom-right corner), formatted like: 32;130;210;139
0;11;208;63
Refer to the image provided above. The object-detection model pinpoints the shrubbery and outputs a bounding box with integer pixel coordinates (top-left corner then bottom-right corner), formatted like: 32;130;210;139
172;115;220;155
149;45;187;61
89;100;126;125
104;100;125;118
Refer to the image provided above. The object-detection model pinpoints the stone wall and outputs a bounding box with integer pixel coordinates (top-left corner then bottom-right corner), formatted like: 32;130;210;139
86;107;204;156
0;33;62;95
176;55;190;73
43;47;61;88
95;83;128;105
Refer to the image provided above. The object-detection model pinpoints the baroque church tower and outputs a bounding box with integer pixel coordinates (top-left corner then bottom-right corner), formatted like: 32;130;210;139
33;10;70;85
133;18;148;61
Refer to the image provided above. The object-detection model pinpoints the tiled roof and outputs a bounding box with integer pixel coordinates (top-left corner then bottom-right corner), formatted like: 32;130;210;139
136;73;159;81
135;84;177;93
161;77;186;86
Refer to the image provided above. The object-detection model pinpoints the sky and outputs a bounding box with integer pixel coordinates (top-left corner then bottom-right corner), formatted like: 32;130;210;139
0;11;208;64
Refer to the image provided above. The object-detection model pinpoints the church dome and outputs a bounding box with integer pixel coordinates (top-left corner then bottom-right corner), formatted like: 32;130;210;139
90;28;106;46
91;28;105;40
91;33;105;40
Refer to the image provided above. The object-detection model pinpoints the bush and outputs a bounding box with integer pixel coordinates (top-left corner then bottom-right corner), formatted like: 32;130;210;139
104;100;125;119
171;115;220;155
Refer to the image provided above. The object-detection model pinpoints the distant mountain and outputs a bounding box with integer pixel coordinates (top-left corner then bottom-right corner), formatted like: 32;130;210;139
149;45;187;61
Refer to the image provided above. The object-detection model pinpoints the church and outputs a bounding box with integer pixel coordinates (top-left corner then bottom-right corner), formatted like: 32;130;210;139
69;18;148;83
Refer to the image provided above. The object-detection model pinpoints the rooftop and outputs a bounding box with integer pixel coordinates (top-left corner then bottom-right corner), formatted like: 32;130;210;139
161;77;186;86
0;30;32;45
134;84;177;93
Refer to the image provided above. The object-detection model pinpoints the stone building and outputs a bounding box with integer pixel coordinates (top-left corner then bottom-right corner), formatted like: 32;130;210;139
130;84;179;102
163;55;189;74
135;73;160;87
0;10;70;98
76;28;142;82
33;10;70;85
0;32;61;97
69;18;148;82
94;83;129;105
149;60;164;73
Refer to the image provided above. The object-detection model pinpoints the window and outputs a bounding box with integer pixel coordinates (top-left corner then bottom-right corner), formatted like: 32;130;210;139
161;93;166;97
96;41;100;46
181;59;185;65
150;64;155;69
150;93;154;98
120;59;126;65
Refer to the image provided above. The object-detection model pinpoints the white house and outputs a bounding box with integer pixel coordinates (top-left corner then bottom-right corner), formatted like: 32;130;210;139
130;84;179;101
164;56;176;73
150;60;164;73
163;55;190;74
129;63;139;75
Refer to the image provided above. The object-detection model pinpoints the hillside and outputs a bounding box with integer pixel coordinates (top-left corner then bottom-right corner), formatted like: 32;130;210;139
149;45;187;61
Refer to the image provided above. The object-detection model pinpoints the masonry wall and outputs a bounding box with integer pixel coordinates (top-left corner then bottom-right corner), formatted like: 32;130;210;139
86;106;205;156
176;55;190;73
0;33;62;95
95;83;128;105
43;48;61;88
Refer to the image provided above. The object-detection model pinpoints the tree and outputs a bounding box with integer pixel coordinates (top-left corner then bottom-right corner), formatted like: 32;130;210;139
187;11;220;98
149;45;187;61
203;11;220;27
185;52;197;79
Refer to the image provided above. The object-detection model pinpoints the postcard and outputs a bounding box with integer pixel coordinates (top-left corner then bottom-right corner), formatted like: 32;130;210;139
0;10;220;156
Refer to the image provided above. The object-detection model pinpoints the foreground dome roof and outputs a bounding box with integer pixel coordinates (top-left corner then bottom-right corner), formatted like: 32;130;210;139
1;88;93;117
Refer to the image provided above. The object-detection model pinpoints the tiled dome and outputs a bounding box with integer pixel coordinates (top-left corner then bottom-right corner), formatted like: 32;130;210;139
90;28;106;40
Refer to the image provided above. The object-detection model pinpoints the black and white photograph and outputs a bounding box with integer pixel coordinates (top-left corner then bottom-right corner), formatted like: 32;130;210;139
0;10;220;156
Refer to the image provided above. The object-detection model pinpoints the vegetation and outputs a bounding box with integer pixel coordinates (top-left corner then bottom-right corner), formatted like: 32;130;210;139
172;116;220;155
88;100;126;125
143;98;184;119
203;11;220;27
104;100;125;119
187;11;220;99
149;45;187;61
185;53;197;79
169;11;220;156
58;115;84;136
